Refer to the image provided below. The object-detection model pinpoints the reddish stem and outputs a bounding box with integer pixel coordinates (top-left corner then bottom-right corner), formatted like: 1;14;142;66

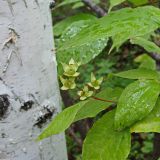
92;96;116;103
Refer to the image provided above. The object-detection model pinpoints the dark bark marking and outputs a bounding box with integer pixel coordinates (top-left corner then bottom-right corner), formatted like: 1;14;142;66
23;0;28;8
20;100;34;111
35;0;40;7
6;0;14;15
49;1;56;10
34;105;55;128
0;94;10;120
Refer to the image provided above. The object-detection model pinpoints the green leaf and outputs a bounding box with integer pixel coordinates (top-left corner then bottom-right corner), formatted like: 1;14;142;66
109;33;128;53
57;20;108;65
37;101;86;140
72;2;84;9
56;0;80;8
109;0;125;12
82;110;131;160
56;0;100;8
131;98;160;133
134;54;156;70
128;0;148;6
71;0;100;9
141;141;153;154
94;0;100;3
53;14;96;36
115;80;160;131
130;37;160;54
114;68;159;80
58;6;160;55
74;87;122;121
38;87;122;140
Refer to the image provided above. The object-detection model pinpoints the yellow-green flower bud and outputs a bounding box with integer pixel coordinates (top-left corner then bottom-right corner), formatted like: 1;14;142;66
62;58;81;77
60;76;76;90
77;86;93;100
88;73;103;90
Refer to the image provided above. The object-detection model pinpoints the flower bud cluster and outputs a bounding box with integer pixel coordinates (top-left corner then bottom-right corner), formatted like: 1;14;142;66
60;59;103;101
60;58;80;90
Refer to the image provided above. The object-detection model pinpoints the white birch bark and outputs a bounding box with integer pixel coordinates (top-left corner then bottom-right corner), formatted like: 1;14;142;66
0;0;67;159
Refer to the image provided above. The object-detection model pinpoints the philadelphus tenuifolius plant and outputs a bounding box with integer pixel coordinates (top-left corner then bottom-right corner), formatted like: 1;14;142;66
60;76;76;90
88;72;103;90
60;58;81;90
59;58;103;100
62;58;81;77
77;86;94;101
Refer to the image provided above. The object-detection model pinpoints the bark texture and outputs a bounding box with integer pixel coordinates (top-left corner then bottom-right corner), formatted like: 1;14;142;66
0;0;67;160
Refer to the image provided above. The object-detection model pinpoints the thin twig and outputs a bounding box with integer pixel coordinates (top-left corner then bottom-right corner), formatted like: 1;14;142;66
81;0;107;17
147;52;160;62
68;127;83;148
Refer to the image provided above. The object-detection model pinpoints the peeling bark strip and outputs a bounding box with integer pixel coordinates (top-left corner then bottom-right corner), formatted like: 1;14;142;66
2;27;19;50
2;27;22;75
0;0;67;160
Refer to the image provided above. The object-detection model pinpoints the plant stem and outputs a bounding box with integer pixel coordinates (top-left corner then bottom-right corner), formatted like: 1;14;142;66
81;0;106;17
153;133;160;160
68;127;83;148
91;96;116;103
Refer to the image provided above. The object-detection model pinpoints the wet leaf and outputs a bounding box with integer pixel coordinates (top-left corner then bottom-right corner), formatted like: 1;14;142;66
58;6;160;56
109;0;125;12
72;2;84;9
115;80;160;131
53;13;96;36
134;54;156;70
83;110;131;160
72;0;100;9
109;33;128;53
130;37;160;54
56;0;80;8
114;68;159;80
131;98;160;133
57;20;108;65
37;101;86;140
128;0;148;6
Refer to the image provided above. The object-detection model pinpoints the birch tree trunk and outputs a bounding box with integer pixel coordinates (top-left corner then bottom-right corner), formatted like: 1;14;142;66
0;0;67;159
